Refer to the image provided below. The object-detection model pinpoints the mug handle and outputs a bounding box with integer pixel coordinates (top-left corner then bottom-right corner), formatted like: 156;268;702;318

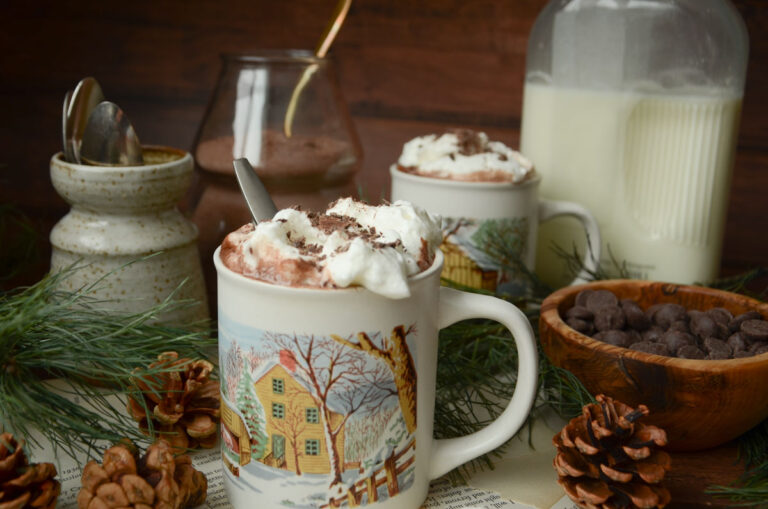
538;198;601;285
428;287;538;479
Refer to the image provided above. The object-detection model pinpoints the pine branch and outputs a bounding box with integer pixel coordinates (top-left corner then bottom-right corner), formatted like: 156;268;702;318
549;241;630;281
0;264;215;459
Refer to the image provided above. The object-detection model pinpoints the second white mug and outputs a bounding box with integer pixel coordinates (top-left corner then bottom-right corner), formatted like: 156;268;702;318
390;166;601;293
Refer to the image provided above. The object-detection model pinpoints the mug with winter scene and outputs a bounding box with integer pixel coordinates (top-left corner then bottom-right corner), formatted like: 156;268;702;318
390;167;602;294
214;248;538;509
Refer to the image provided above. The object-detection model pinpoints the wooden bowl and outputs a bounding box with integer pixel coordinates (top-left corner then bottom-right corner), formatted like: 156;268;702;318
539;279;768;451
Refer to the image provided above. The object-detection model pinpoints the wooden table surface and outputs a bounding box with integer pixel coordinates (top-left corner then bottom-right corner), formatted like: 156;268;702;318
1;1;766;506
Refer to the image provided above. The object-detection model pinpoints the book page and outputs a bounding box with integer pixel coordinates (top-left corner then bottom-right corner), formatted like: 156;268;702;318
27;379;568;509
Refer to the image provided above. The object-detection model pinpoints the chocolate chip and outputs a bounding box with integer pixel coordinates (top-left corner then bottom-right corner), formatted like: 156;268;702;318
741;319;768;341
565;306;594;321
690;314;719;339
646;303;665;321
659;331;695;352
630;341;670;356
566;318;594;335
564;288;768;361
726;332;748;352
653;303;687;329
729;311;763;333
574;289;594;308
707;307;733;328
621;300;651;331
642;326;665;342
594;305;626;332
668;320;690;333
626;329;642;344
704;337;732;359
677;345;706;359
594;330;631;348
585;290;619;312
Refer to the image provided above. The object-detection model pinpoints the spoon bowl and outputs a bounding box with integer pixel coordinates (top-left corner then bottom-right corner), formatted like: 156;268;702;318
232;158;278;223
80;101;144;166
66;77;105;163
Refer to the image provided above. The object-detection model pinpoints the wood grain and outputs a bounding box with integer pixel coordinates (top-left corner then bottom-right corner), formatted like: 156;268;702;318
540;280;768;451
2;0;766;291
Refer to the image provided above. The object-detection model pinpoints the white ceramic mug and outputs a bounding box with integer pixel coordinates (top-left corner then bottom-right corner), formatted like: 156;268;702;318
215;248;538;509
390;166;601;292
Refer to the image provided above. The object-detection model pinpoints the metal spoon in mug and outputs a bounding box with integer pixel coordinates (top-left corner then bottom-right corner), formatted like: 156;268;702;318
232;158;278;223
65;77;105;163
80;101;144;166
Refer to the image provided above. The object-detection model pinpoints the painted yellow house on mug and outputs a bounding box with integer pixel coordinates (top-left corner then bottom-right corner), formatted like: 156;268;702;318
253;356;346;475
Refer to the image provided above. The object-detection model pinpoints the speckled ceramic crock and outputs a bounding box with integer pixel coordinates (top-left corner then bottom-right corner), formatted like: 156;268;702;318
49;146;208;324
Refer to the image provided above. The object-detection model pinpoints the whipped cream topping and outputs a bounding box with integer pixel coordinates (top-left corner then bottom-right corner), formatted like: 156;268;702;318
220;198;442;298
397;129;534;183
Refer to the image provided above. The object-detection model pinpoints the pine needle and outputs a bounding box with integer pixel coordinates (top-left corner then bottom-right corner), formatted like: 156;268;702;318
0;264;215;459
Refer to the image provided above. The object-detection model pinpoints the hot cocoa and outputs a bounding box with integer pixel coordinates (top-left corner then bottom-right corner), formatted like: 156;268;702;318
396;129;535;183
195;131;352;179
219;198;442;298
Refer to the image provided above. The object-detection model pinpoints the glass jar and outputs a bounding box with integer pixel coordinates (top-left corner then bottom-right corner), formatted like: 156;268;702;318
520;0;748;287
186;51;362;311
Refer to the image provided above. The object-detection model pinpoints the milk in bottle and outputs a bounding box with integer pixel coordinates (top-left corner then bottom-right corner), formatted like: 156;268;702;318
520;0;748;287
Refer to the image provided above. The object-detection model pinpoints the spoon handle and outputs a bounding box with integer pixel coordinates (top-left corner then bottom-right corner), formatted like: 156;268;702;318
283;0;353;137
232;158;278;224
315;0;353;58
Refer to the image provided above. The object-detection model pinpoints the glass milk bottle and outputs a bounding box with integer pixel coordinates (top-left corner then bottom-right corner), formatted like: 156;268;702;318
520;0;748;287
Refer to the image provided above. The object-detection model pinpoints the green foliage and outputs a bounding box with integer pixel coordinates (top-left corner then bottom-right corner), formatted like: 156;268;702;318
707;419;768;506
236;366;267;459
467;217;549;297
0;264;215;459
548;241;630;282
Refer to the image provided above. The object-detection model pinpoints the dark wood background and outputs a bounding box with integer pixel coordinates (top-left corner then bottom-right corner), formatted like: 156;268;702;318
0;3;766;504
2;0;767;287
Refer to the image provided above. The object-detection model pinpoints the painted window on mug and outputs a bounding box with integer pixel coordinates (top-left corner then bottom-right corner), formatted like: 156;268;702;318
306;407;319;424
272;402;285;419
272;378;284;394
305;439;320;456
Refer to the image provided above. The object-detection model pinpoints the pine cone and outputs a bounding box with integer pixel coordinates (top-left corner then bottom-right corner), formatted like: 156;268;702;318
553;395;672;509
77;439;207;509
127;352;220;450
0;432;60;509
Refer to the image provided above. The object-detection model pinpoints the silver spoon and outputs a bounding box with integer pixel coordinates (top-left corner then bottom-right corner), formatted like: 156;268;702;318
80;101;144;166
66;77;105;163
61;90;75;162
232;158;278;223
